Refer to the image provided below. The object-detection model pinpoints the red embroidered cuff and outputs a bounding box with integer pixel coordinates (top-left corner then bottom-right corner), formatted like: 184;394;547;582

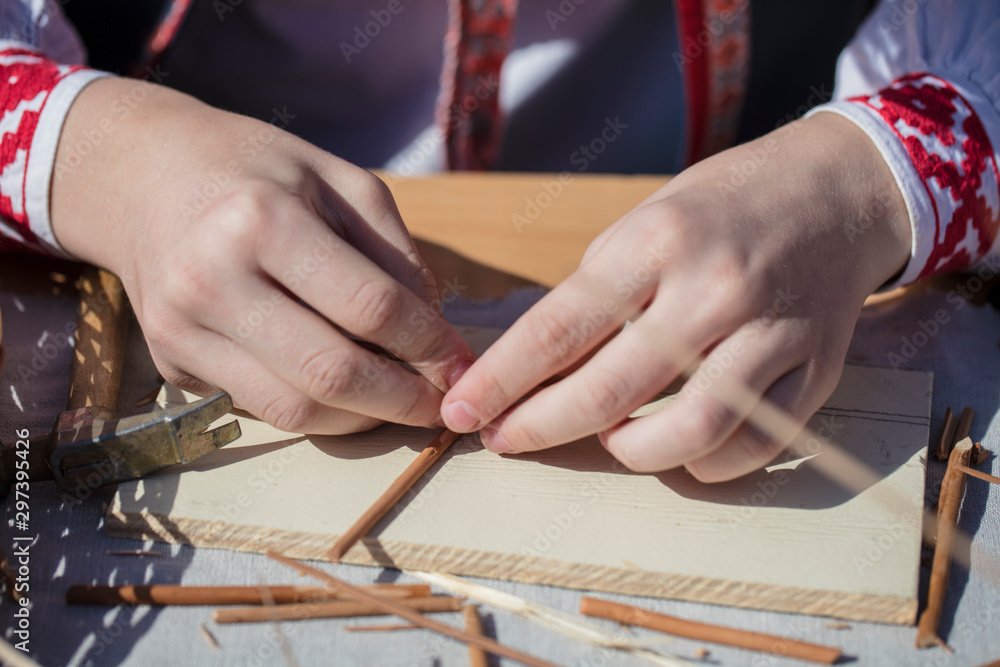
809;72;1000;287
0;47;106;256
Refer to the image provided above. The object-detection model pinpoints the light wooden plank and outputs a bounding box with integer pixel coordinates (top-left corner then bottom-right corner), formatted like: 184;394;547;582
381;171;669;287
108;327;931;624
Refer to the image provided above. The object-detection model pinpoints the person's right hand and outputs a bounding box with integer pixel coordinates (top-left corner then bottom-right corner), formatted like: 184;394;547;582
51;78;476;434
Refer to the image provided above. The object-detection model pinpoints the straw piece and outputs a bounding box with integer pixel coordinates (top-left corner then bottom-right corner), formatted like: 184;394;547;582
956;464;1000;486
329;429;460;561
410;571;689;667
916;437;974;649
65;583;430;606
463;605;490;667
267;551;559;667
344;624;421;632
213;596;462;624
200;624;220;650
580;597;841;665
933;408;957;460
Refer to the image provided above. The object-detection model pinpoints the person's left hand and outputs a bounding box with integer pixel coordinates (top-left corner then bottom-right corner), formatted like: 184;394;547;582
440;113;912;481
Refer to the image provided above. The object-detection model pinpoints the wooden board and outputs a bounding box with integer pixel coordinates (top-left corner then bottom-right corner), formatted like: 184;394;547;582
108;327;932;624
382;171;669;287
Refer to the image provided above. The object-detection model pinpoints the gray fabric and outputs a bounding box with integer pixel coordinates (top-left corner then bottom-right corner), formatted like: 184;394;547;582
1;271;999;667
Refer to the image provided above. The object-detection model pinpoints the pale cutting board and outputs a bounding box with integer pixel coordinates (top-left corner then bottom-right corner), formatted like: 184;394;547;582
108;327;932;624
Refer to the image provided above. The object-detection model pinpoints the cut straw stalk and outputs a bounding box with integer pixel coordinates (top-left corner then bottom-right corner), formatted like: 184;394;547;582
329;429;460;561
580;597;841;665
65;583;429;606
267;551;559;667
213;596;462;624
917;437;974;649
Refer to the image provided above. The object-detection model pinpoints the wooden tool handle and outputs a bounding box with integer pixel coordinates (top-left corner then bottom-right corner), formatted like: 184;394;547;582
67;267;130;413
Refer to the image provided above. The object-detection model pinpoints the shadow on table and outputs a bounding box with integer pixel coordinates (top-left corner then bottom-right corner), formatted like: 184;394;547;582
517;430;912;512
855;283;1000;642
0;256;195;666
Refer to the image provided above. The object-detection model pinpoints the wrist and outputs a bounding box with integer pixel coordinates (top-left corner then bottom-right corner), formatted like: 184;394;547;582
800;112;912;293
50;78;213;277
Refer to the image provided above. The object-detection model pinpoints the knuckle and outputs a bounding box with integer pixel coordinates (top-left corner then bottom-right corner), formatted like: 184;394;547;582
263;395;319;433
737;422;784;463
394;305;449;361
139;304;172;343
346;280;404;336
576;368;633;423
161;251;220;311
526;305;580;367
388;383;426;424
355;171;395;205
409;257;439;304
672;399;734;454
299;348;361;403
468;366;514;419
208;181;272;231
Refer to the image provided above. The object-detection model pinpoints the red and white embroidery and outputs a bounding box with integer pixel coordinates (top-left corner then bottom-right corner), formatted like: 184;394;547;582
851;73;1000;280
0;48;84;254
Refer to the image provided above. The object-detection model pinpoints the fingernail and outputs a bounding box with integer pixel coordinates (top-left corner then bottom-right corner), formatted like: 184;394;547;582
446;359;474;389
480;426;513;454
442;400;480;431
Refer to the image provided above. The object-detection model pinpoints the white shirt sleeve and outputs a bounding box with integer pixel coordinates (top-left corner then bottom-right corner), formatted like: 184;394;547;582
0;0;109;256
805;0;1000;287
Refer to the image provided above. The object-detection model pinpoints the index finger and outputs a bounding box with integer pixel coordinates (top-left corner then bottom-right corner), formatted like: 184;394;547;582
258;200;477;394
441;253;657;432
316;167;439;307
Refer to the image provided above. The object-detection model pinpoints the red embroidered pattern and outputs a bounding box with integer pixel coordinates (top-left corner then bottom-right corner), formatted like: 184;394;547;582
852;73;1000;279
0;48;82;254
438;0;517;171
675;0;751;167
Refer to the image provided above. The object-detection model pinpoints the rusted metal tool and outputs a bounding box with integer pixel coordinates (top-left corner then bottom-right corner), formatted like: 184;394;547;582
0;267;240;498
